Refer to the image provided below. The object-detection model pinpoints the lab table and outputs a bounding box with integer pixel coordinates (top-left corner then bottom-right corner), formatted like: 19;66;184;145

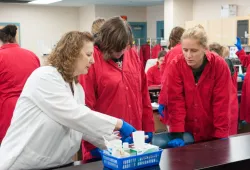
55;133;250;170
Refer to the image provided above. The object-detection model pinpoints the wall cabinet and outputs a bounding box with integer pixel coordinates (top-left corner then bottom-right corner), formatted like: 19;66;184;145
185;16;250;46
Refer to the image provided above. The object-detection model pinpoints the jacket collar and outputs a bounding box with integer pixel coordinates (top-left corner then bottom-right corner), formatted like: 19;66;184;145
0;43;19;50
205;50;212;63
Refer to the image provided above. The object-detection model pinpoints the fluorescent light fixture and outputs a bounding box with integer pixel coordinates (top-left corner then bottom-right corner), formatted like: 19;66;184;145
29;0;62;4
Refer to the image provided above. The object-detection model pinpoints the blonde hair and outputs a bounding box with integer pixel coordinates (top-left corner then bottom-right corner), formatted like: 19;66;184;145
222;46;230;58
91;18;105;36
209;42;224;56
47;31;94;83
181;25;208;48
209;43;230;58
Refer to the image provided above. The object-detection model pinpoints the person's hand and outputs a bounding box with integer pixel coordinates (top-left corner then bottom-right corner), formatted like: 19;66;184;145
158;104;165;117
145;132;153;143
235;37;242;51
119;120;136;139
122;136;134;144
167;138;185;148
90;148;101;158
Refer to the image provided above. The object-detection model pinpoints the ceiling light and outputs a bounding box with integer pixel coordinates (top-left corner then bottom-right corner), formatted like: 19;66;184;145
29;0;62;4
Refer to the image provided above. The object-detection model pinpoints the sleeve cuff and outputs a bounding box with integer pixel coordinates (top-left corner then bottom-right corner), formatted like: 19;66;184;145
236;50;245;56
214;130;229;139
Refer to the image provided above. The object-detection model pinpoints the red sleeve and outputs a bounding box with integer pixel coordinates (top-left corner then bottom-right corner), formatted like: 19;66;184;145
139;46;144;66
35;55;41;66
78;59;98;110
158;52;171;105
166;61;186;132
139;56;155;132
146;67;154;86
158;67;168;105
212;60;231;138
236;50;250;68
231;69;238;89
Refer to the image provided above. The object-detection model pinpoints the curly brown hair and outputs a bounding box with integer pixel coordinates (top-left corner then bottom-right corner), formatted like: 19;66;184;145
47;31;94;83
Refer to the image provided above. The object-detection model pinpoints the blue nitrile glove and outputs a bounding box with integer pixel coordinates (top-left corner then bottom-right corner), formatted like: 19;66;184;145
90;148;101;158
145;132;153;143
238;74;245;81
158;104;165;117
119;120;136;139
235;37;242;51
167;138;185;148
122;136;134;144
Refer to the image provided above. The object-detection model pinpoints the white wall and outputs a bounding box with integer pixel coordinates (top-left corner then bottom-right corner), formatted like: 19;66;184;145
0;4;79;57
193;0;250;20
95;5;147;22
164;0;174;40
164;0;193;40
173;0;193;27
79;5;96;32
146;5;164;38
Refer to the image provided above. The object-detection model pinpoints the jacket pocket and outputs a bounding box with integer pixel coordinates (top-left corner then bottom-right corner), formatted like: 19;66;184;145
11;146;54;170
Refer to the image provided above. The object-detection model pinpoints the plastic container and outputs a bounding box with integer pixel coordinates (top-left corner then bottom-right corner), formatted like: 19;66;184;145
101;149;163;170
133;131;145;148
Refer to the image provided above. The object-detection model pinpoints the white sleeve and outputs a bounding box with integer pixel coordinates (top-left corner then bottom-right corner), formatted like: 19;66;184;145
29;70;118;149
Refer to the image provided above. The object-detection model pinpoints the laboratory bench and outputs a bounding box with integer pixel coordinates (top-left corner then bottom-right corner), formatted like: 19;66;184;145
53;133;250;170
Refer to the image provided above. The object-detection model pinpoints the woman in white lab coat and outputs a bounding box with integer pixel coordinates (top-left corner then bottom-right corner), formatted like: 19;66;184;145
0;31;136;170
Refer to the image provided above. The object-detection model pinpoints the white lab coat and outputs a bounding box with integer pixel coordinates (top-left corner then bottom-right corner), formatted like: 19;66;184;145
0;66;118;170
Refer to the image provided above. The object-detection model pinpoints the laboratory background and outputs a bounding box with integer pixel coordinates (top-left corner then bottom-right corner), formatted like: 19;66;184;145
0;0;250;170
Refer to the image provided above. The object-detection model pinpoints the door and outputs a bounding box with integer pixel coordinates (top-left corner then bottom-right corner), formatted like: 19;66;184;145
129;22;147;45
156;21;164;43
237;20;249;45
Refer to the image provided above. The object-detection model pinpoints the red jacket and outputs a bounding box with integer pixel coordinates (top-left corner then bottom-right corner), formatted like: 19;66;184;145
160;44;183;76
79;46;154;161
151;44;163;59
140;44;151;67
146;64;161;86
0;44;40;143
229;70;238;135
236;50;250;123
158;44;183;124
166;51;231;142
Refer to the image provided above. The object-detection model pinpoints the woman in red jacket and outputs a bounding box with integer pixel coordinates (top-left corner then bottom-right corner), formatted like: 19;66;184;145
79;17;154;162
234;37;250;123
209;43;238;135
146;50;166;86
0;25;40;144
164;25;231;148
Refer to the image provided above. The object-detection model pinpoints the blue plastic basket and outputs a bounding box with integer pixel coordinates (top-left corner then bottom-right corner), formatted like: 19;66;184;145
101;149;163;170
